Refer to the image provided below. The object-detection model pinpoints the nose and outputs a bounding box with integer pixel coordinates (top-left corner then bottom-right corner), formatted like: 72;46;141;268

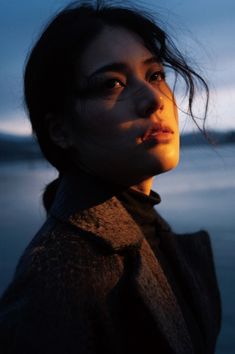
135;83;164;118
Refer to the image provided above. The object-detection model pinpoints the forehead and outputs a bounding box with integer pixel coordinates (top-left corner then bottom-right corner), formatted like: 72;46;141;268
79;26;155;75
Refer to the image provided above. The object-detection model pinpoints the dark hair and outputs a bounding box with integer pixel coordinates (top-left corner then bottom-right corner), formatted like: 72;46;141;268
24;0;209;210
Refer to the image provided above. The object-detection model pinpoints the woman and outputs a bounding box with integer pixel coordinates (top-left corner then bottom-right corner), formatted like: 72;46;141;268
0;1;221;353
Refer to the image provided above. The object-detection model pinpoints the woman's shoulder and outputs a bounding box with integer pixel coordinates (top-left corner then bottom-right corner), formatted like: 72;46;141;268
1;216;124;309
23;216;123;275
153;209;217;276
0;216;123;354
174;230;215;270
170;229;219;290
175;231;221;315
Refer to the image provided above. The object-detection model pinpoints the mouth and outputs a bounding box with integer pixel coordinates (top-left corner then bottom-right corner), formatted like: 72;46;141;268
141;123;174;145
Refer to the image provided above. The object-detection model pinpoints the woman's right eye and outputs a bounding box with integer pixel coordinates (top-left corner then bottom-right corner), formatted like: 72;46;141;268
101;78;126;91
81;77;126;97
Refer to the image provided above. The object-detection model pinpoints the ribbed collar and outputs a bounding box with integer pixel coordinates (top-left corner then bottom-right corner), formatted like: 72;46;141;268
121;188;161;206
116;188;161;222
117;189;171;241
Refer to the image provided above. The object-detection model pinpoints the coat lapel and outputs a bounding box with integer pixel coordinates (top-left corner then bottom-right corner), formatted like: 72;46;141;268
50;172;144;252
134;238;194;354
68;196;144;252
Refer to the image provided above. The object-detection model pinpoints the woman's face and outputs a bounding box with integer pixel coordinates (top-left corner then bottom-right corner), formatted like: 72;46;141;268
66;26;179;187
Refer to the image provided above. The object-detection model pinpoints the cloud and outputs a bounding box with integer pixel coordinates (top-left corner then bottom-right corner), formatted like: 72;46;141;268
0;110;32;136
178;84;235;133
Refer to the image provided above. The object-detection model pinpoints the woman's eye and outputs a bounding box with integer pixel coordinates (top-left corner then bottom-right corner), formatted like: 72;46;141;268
150;71;165;83
103;78;125;90
79;77;125;98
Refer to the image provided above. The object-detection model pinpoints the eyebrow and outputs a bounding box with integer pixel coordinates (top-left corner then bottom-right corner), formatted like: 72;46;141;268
88;56;161;78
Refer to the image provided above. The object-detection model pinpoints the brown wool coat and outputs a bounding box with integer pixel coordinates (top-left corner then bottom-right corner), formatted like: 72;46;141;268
0;173;221;354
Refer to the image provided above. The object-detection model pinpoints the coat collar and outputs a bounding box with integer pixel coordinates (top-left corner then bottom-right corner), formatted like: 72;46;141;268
49;171;144;252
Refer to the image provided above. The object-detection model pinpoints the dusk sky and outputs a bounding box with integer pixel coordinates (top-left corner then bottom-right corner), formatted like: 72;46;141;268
0;0;234;135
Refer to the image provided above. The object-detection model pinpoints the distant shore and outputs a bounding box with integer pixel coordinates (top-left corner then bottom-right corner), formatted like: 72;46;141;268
0;130;235;161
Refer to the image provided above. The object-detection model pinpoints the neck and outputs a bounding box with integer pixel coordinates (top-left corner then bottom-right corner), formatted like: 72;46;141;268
131;177;154;196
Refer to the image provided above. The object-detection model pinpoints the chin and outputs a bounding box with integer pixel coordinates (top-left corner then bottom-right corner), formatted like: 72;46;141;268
149;143;180;175
161;157;179;173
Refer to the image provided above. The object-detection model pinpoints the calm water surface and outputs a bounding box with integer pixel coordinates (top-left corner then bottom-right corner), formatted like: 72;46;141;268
0;145;234;353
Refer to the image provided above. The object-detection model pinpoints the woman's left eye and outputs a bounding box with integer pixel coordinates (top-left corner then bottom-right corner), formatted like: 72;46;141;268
150;71;166;83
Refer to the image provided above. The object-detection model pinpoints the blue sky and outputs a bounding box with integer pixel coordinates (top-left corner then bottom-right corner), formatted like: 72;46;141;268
0;0;234;135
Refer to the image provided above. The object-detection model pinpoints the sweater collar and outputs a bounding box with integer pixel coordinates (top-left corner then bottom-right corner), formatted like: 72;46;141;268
49;171;144;252
120;187;161;207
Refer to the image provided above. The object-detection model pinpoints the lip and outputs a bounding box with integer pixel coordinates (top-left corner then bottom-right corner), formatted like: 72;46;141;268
141;123;174;145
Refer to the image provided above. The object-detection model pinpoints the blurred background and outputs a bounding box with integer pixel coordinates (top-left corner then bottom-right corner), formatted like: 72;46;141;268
0;1;234;353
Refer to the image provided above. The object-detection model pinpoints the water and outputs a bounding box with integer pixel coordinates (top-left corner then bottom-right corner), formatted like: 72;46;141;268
0;145;234;353
155;145;235;354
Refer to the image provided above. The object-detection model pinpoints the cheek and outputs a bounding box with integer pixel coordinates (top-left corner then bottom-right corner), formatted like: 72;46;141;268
172;94;179;123
172;101;179;127
73;98;133;140
160;83;178;121
74;99;114;130
167;91;179;127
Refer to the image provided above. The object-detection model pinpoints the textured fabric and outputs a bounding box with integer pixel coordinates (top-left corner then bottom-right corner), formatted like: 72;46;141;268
117;189;205;353
0;171;221;354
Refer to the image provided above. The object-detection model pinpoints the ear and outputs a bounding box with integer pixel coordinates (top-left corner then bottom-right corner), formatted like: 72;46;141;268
45;113;72;149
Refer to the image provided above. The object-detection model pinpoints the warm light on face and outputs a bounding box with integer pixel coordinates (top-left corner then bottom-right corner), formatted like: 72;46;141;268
66;26;179;188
